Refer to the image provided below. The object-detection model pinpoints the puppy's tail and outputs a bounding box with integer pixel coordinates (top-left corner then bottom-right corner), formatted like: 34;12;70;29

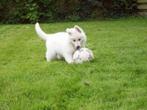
35;22;48;41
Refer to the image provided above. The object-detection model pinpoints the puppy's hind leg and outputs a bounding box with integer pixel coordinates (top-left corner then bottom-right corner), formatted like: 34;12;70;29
57;54;62;60
46;51;55;62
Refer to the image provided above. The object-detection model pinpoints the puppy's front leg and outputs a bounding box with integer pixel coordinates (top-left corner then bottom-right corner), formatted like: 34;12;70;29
64;54;73;64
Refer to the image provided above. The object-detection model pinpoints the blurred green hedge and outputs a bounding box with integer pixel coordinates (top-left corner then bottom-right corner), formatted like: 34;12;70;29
0;0;137;23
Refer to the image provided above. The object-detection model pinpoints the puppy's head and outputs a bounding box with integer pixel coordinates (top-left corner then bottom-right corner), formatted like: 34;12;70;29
66;25;87;50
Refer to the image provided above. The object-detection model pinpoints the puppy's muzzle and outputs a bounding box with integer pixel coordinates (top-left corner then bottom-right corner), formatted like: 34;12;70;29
76;46;81;50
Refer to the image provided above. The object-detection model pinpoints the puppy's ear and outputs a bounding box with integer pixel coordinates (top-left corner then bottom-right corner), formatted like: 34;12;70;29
74;25;83;33
66;28;72;35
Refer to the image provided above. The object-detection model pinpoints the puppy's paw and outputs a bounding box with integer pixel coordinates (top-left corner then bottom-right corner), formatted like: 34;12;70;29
67;60;74;64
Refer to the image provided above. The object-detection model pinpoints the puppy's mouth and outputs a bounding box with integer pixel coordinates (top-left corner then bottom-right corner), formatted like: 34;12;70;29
76;46;81;50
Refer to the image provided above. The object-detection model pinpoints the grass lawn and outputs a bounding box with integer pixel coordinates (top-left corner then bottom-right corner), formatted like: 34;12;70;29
0;18;147;110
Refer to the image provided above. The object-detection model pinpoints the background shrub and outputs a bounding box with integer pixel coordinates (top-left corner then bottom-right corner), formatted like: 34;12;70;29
0;0;137;23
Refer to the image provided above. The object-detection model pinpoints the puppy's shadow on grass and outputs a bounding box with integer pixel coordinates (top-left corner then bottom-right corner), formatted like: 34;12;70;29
43;55;97;66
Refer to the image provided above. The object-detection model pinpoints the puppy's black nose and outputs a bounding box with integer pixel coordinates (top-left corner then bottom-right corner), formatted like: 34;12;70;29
76;46;80;50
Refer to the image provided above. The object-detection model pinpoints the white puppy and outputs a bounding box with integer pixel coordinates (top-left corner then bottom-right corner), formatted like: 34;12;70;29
35;23;87;63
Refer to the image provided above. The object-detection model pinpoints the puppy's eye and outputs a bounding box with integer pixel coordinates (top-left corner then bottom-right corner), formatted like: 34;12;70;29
73;40;76;42
78;39;81;41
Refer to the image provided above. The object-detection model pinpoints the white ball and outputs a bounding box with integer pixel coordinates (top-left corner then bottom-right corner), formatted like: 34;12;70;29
73;48;94;63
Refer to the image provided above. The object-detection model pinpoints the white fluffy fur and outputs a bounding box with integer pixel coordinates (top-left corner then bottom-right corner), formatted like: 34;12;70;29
35;23;87;64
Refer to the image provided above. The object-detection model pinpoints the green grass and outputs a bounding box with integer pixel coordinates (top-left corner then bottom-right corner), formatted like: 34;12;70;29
0;18;147;110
